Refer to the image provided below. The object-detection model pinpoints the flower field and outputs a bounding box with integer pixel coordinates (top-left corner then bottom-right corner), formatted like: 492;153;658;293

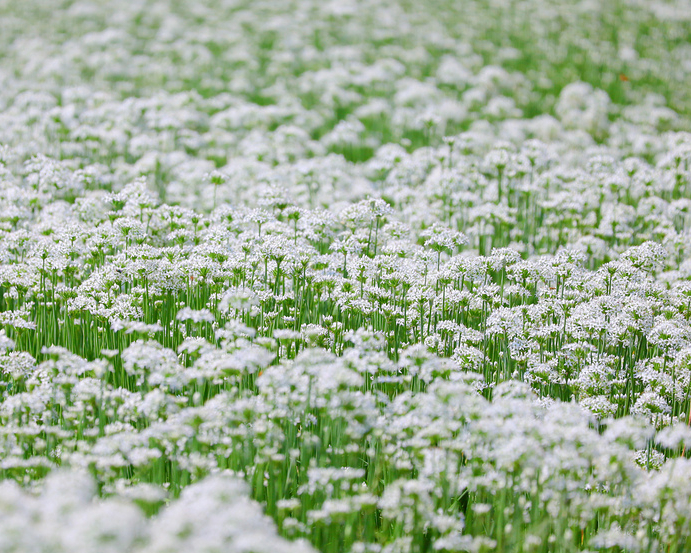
1;0;691;551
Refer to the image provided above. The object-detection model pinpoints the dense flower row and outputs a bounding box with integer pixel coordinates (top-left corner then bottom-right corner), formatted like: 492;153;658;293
3;135;691;429
2;341;691;552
